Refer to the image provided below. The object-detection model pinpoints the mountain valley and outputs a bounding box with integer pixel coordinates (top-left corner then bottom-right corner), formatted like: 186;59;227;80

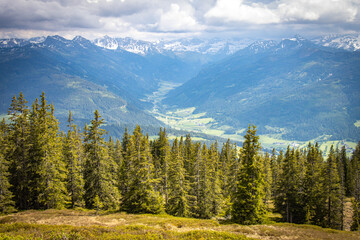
0;34;359;153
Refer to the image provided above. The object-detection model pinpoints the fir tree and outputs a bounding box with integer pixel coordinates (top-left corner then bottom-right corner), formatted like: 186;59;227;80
151;128;170;206
63;111;84;208
262;152;272;207
336;146;347;230
119;127;131;199
196;144;212;218
122;125;162;213
351;142;360;231
0;119;15;213
207;143;223;217
270;148;281;198
323;146;343;229
167;138;189;217
7;93;31;210
232;124;265;224
28;93;68;209
303;143;325;226
83;110;120;209
275;147;305;223
219;139;239;216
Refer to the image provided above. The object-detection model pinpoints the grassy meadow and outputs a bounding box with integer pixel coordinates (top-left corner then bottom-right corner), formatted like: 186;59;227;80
1;210;359;240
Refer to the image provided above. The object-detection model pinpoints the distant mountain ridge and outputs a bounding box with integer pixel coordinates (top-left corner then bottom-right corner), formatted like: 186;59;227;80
0;35;171;131
163;35;360;141
2;34;360;53
1;34;360;141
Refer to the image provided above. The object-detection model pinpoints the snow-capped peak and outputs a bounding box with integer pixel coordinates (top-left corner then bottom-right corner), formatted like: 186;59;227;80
312;34;360;51
93;36;250;56
247;40;277;53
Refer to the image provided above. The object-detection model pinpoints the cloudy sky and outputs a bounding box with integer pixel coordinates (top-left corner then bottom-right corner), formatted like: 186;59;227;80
0;0;359;40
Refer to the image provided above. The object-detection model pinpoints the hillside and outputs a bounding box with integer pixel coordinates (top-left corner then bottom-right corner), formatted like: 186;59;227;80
163;36;360;141
0;35;197;129
1;210;359;240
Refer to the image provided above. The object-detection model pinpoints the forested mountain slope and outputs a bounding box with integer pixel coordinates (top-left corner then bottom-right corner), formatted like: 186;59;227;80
0;35;196;127
164;36;360;140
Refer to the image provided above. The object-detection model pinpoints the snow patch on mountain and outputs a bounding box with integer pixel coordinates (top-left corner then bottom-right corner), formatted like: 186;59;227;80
93;36;160;55
313;34;360;51
93;36;250;56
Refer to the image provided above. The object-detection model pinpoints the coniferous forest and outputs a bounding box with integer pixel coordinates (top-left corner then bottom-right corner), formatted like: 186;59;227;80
1;92;360;231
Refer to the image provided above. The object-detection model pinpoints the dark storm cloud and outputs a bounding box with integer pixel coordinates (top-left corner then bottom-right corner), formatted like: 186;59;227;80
0;0;359;39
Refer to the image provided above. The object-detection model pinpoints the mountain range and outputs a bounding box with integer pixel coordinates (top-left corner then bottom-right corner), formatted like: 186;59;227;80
164;36;360;141
0;34;359;142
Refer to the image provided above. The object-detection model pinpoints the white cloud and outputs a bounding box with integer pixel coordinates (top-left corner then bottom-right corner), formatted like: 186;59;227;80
205;0;280;24
205;0;359;25
157;3;204;32
0;0;360;40
277;0;358;23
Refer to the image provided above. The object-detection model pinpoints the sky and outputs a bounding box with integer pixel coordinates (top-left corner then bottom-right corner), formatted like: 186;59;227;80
0;0;360;41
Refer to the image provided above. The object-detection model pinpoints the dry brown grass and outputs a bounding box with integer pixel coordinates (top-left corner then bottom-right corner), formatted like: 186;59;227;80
1;209;359;240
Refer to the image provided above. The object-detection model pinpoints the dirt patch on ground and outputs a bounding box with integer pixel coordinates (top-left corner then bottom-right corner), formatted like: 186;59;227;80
0;209;126;227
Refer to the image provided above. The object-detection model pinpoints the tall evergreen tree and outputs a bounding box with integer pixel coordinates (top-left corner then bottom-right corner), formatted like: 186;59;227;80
323;146;343;229
196;144;213;218
262;152;272;207
188;142;203;217
119;127;131;199
0;119;15;213
122;125;162;213
7;93;31;210
151;128;170;206
303;143;325;226
270;148;281;198
207;143;223;217
350;142;360;231
83;110;120;209
275;147;305;223
63;111;84;208
219;139;239;216
336;146;347;230
166;138;189;217
28;93;68;209
232;124;265;224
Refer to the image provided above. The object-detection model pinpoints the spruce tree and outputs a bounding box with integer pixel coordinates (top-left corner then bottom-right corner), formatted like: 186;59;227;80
336;146;347;230
167;138;189;217
219;139;239;216
207;143;223;217
63;111;84;208
323;146;343;229
0;119;15;213
183;134;198;216
122;125;162;213
119;127;131;199
232;124;265;224
188;142;203;217
196;143;212;218
151;128;170;206
350;142;360;231
270;148;281;198
303;143;325;226
28;93;68;209
7;93;31;210
275;147;305;223
83;110;120;209
262;152;272;207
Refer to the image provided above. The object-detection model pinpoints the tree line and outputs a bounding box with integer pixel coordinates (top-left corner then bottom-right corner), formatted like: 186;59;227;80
0;92;360;231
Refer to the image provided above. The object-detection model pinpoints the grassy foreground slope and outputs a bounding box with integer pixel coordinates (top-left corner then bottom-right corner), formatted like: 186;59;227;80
1;210;359;240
